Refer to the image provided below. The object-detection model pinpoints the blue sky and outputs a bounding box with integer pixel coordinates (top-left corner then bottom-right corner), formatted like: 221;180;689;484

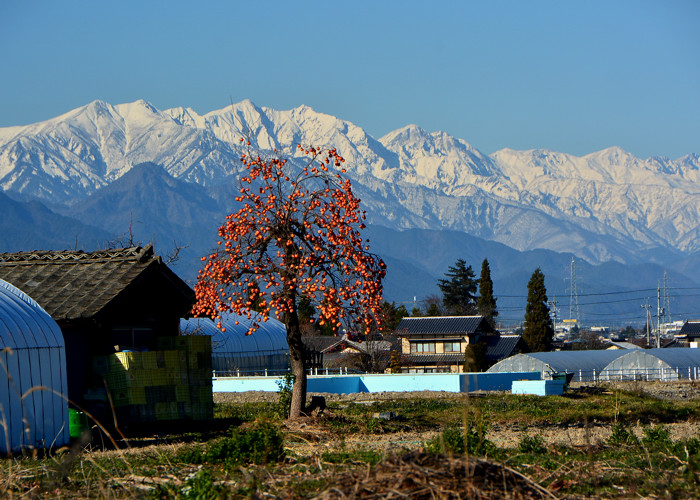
1;1;698;159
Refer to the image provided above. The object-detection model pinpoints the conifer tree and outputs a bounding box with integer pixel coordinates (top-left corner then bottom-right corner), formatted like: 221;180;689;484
476;258;498;325
523;268;554;352
437;259;477;315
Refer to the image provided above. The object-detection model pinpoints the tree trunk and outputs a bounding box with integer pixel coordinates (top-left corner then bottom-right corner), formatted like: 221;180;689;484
285;310;307;419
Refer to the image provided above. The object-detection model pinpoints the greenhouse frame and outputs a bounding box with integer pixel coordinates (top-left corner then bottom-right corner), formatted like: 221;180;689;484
600;348;700;381
488;348;700;382
487;350;629;382
181;313;289;376
0;279;69;453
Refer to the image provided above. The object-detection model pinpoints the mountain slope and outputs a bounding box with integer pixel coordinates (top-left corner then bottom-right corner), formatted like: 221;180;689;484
0;191;111;252
61;162;225;280
1;99;699;266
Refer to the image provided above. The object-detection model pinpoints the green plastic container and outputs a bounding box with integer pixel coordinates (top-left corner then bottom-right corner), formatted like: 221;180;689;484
69;409;89;439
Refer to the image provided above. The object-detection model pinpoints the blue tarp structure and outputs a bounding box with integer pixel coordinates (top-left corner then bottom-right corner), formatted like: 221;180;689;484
181;313;289;375
0;279;69;453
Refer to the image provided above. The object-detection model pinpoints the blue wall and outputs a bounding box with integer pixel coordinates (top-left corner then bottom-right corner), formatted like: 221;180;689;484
213;372;540;394
512;380;565;396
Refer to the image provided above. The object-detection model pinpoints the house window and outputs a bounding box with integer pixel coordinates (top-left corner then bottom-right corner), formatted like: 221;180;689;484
444;341;461;353
410;342;436;353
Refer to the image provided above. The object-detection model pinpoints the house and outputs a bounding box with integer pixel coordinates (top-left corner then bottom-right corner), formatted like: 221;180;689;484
394;316;519;373
0;246;197;418
302;334;400;372
679;321;700;347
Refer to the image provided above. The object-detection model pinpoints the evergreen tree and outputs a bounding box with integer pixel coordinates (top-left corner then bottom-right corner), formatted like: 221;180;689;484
377;302;410;333
426;303;441;317
476;258;498;324
389;350;402;373
438;259;477;315
464;342;489;372
523;268;554;352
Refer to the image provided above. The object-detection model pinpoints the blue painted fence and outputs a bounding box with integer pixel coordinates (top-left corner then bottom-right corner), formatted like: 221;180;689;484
213;371;541;394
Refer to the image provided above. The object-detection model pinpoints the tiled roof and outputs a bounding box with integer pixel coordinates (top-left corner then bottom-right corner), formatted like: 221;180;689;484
0;245;194;321
680;321;700;338
404;353;465;365
395;316;494;336
485;335;522;361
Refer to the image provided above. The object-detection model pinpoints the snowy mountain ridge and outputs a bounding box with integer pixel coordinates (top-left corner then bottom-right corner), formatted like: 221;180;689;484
1;99;699;265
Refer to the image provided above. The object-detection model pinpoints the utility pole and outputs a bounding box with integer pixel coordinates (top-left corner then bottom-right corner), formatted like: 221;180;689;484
642;300;652;346
548;297;558;334
656;286;662;348
662;271;671;325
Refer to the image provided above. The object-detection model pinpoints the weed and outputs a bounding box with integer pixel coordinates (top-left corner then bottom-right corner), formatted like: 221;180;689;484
215;401;278;422
641;424;672;450
607;421;639;446
181;469;227;500
320;449;382;465
276;371;295;419
205;421;285;469
176;444;206;465
425;421;495;457
517;433;546;454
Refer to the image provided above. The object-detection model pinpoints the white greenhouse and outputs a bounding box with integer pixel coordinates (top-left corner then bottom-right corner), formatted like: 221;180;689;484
487;350;629;382
0;279;69;453
181;313;289;376
599;348;700;381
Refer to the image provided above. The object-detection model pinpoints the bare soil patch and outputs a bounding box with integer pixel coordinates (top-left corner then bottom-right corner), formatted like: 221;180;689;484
314;451;556;499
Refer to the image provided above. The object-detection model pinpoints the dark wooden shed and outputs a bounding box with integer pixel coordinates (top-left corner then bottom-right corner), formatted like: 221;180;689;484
0;245;195;405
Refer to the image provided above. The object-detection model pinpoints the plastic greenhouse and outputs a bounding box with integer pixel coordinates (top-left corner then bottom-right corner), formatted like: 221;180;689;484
0;279;69;453
600;348;700;381
487;350;629;382
181;313;289;375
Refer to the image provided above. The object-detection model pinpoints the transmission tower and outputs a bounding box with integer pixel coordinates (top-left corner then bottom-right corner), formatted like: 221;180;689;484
569;257;580;323
662;271;671;324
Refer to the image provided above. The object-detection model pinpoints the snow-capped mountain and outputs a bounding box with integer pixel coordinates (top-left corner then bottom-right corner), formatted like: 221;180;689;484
2;99;699;266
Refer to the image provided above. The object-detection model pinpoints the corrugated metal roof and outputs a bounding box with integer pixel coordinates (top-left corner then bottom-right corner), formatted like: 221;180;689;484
395;316;494;336
181;313;288;356
0;246;194;321
487;349;629;374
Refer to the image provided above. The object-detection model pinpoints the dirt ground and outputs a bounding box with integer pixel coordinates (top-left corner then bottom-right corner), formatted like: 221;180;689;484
215;380;700;452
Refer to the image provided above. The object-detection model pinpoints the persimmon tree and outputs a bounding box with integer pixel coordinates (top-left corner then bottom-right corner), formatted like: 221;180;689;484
193;143;385;418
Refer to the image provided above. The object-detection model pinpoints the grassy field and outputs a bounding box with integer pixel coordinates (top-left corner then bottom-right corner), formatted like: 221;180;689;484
1;384;700;498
